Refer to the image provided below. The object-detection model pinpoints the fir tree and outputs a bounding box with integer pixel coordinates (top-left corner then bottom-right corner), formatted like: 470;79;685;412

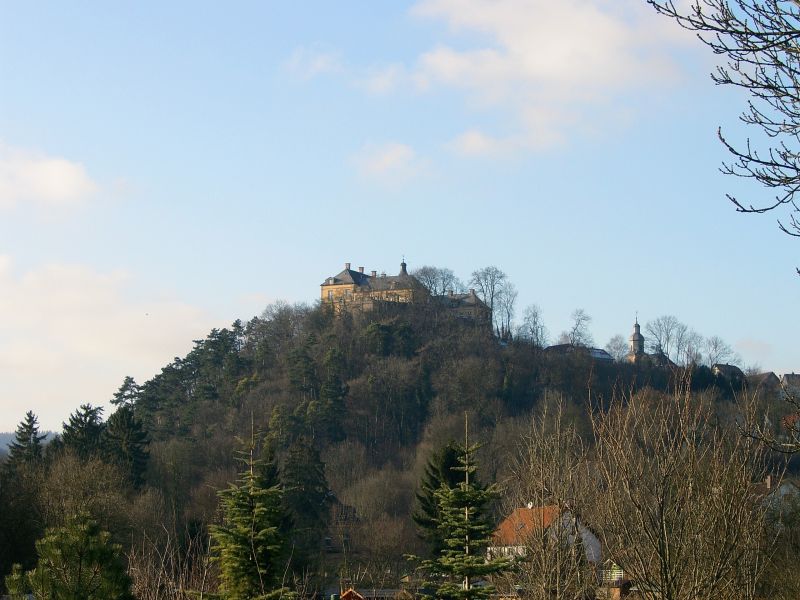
5;512;133;600
102;405;150;489
418;427;510;600
5;411;45;470
210;436;292;600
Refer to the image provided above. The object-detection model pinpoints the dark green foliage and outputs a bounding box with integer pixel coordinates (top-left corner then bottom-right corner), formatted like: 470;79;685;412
111;376;140;407
210;441;292;600
61;404;105;459
280;437;330;566
102;405;150;489
5;513;133;600
418;440;510;600
413;441;466;557
5;411;45;471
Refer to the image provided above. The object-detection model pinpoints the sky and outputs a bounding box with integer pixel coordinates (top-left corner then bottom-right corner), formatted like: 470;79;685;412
1;1;799;432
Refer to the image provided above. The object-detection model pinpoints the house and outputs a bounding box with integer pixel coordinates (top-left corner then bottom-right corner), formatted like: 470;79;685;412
781;373;800;398
339;588;411;600
624;318;676;368
712;363;746;387
488;505;601;563
543;344;614;363
747;371;780;391
320;260;490;323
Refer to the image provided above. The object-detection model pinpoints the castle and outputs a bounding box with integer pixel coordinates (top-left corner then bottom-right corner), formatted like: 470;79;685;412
320;260;490;323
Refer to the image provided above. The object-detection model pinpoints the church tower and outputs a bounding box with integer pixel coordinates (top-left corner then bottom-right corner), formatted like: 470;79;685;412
628;317;645;363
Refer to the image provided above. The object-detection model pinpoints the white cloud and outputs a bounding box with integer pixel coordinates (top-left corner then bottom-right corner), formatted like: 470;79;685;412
285;46;343;80
403;0;694;153
0;257;223;431
358;64;408;94
0;142;98;209
352;142;423;181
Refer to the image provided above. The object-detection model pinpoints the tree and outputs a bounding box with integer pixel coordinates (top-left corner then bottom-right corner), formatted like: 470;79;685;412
605;334;629;362
210;439;291;600
560;309;593;347
412;441;466;557
647;0;800;271
469;266;510;333
103;405;150;489
5;411;46;470
586;389;770;600
61;403;105;459
503;400;597;600
5;512;134;600
111;375;140;407
516;304;549;348
704;334;735;366
495;281;517;340
644;314;685;359
417;427;511;600
414;266;465;296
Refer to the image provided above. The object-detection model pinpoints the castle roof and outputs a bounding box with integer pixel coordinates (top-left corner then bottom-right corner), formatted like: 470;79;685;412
321;262;423;291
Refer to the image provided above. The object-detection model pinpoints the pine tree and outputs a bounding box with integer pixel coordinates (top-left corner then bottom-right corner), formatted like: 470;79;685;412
102;405;150;489
210;437;292;600
419;429;510;600
5;512;133;600
61;404;105;459
5;411;45;470
110;375;140;407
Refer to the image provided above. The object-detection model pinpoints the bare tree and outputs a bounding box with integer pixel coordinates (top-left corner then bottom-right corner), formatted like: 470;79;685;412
412;265;465;296
587;388;771;600
564;309;593;348
704;335;735;366
470;266;514;335
646;0;800;272
502;400;597;600
604;335;628;362
496;282;518;339
517;304;549;348
644;315;685;358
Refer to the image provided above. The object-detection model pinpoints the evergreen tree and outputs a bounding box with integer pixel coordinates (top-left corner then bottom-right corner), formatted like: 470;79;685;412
5;512;133;600
61;404;105;459
5;411;46;470
102;405;150;489
210;438;292;600
280;437;330;566
418;434;510;600
413;441;466;557
110;375;140;407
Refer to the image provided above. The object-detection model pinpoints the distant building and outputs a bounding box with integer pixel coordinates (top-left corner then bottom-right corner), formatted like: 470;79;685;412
320;260;491;324
626;318;645;364
543;344;614;363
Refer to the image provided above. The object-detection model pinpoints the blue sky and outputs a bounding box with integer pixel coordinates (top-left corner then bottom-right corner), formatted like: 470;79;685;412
1;0;798;431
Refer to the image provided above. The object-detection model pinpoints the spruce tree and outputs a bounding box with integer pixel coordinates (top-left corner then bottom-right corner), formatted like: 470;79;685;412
413;441;466;557
110;375;140;407
419;431;510;600
5;411;45;470
61;404;105;459
5;512;133;600
210;437;292;600
102;405;150;489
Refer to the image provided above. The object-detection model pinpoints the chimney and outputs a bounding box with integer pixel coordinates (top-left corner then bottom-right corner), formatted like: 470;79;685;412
469;288;476;296
449;290;454;297
371;270;377;277
358;266;364;273
345;262;351;270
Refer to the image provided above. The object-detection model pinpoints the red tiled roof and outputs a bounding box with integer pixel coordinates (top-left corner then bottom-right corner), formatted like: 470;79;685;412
493;506;559;546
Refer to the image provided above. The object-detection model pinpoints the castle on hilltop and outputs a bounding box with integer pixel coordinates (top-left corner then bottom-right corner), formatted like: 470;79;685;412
320;260;491;323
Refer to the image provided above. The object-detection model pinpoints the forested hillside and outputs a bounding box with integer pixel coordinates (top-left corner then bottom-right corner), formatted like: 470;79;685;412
0;297;793;598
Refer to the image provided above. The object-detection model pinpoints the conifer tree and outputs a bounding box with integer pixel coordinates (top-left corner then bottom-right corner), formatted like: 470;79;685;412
5;512;133;600
102;405;150;489
110;375;140;407
413;441;466;557
61;404;105;459
5;411;46;470
419;427;510;600
210;436;292;600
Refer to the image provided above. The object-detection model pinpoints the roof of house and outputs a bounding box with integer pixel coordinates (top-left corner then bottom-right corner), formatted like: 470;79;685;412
748;371;780;387
782;373;800;387
493;505;559;546
712;363;745;379
321;262;423;292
